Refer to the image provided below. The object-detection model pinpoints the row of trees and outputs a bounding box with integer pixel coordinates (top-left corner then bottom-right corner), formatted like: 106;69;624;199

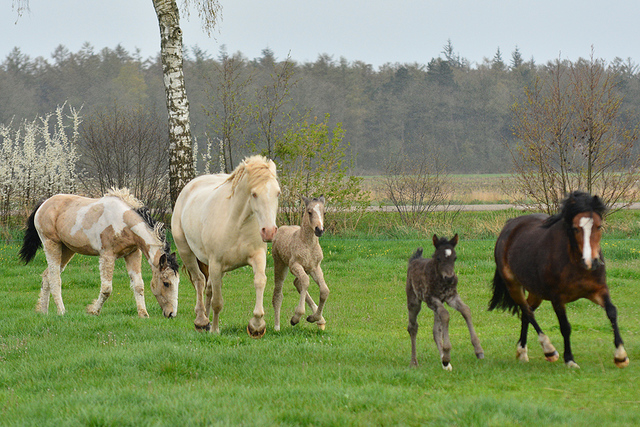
2;41;640;226
8;42;640;174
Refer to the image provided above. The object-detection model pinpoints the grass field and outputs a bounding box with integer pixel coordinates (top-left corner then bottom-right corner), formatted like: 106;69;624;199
1;210;640;425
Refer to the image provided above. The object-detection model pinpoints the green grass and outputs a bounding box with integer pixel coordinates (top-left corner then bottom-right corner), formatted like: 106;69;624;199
1;219;640;425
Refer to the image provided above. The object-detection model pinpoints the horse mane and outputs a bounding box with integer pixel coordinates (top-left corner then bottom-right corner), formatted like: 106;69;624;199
542;191;607;229
105;187;144;209
226;155;277;194
103;188;178;271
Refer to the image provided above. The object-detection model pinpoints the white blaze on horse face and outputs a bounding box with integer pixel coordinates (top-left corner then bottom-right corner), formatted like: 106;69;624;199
313;204;324;230
445;249;452;258
579;216;594;268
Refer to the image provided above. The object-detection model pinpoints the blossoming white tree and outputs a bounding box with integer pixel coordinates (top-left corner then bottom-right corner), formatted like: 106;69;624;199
0;104;81;223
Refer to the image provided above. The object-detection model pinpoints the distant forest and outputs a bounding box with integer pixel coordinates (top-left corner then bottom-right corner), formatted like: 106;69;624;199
2;42;640;174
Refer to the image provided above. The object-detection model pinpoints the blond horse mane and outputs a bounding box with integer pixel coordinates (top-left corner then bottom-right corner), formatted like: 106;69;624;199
104;187;144;209
226;155;277;194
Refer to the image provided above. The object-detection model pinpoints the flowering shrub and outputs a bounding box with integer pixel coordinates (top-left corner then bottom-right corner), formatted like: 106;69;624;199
0;103;80;224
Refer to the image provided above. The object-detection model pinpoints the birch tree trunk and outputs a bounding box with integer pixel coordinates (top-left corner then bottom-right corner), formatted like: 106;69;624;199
152;0;194;205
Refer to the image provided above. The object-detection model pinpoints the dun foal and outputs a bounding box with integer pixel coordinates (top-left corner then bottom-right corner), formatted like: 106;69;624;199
406;234;484;371
272;196;329;331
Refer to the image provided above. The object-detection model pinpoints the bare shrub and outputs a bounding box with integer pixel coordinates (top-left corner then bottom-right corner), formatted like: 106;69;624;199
77;104;171;216
383;151;451;229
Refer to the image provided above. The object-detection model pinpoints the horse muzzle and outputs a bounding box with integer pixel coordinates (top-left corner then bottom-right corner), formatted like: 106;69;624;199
261;226;278;242
584;257;604;271
315;227;324;237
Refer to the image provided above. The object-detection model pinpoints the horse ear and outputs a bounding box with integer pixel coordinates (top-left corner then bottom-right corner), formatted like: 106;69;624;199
318;195;325;204
301;196;310;206
159;253;167;268
450;233;459;247
432;234;439;247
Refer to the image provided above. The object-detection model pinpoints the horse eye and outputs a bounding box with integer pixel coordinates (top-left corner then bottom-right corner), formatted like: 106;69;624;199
252;193;257;199
163;282;170;288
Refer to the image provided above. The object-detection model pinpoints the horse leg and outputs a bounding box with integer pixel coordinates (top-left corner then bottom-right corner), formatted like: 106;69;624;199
247;252;267;338
289;263;310;327
272;258;288;332
41;240;66;315
307;267;329;329
429;298;452;371
510;287;558;362
516;293;542;362
550;300;580;368
208;264;224;334
598;293;629;368
182;254;209;331
406;281;422;367
447;294;484;359
87;254;115;315
124;250;148;318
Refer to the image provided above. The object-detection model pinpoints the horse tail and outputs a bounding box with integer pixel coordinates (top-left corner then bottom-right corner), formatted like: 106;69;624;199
409;248;423;264
19;202;43;264
488;269;520;315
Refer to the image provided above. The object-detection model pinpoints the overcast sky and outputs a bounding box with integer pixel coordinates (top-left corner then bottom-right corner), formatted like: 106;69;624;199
2;0;640;68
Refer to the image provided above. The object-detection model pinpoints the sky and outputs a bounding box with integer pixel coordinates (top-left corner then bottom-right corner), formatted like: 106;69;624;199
2;0;640;68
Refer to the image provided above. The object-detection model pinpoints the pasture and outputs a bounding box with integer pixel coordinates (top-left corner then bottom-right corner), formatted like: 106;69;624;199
1;210;639;425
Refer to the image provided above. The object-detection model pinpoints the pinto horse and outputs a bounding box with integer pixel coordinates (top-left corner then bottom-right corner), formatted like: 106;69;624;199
490;191;629;368
172;155;280;337
19;188;180;318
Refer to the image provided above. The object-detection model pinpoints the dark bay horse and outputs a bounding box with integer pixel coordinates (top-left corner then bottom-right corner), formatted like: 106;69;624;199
490;191;629;368
406;234;484;371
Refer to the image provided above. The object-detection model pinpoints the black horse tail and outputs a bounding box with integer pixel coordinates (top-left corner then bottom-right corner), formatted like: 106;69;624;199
19;202;43;264
488;269;521;315
409;248;423;264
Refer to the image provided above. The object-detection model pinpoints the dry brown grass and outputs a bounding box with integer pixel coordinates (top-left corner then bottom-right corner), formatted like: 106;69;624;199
362;174;520;205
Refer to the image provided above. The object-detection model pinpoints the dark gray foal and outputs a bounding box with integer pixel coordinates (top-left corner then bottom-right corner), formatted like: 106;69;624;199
406;234;484;371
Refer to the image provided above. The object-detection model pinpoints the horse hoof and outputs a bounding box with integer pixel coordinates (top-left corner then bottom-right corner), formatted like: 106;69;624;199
476;352;484;360
317;323;326;331
615;357;630;368
290;318;299;326
565;360;580;368
442;362;453;371
545;351;559;362
247;325;266;339
194;323;211;332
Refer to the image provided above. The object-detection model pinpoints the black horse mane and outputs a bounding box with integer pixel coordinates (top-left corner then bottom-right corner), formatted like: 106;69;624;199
541;191;607;229
134;206;179;272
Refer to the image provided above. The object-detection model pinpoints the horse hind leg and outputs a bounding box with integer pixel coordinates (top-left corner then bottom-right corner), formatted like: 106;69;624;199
40;240;67;315
289;265;310;327
406;284;421;367
272;259;288;332
511;288;558;363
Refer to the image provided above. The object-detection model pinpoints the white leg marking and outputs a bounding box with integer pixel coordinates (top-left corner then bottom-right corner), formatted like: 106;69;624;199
516;343;529;362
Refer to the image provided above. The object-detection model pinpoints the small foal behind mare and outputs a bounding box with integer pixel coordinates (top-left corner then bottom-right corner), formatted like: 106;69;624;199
406;234;484;371
272;196;329;331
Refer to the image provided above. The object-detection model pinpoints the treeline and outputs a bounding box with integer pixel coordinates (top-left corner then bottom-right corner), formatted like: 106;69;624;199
2;42;640;174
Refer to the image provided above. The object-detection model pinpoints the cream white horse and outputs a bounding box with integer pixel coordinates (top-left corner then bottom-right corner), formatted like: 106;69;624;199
19;188;180;318
172;155;280;337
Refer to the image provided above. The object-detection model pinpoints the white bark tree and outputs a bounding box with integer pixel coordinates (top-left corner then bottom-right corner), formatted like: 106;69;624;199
11;0;221;205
